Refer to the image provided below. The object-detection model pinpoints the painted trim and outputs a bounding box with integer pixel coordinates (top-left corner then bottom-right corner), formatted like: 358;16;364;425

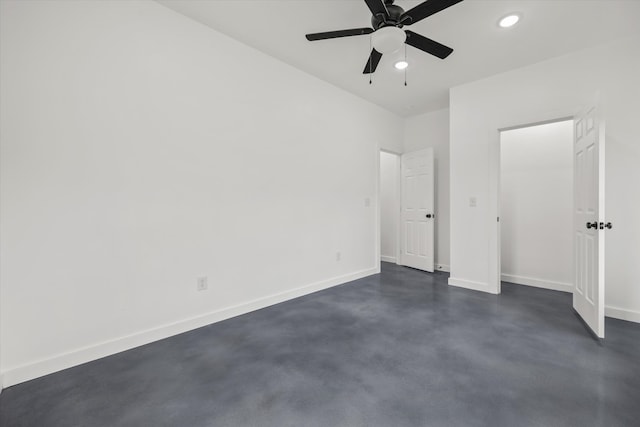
499;116;575;133
489;109;582;295
605;305;640;324
395;153;402;266
489;275;639;324
1;268;377;388
501;274;573;293
488;128;502;294
448;277;498;294
378;148;402;268
375;144;382;271
436;263;450;273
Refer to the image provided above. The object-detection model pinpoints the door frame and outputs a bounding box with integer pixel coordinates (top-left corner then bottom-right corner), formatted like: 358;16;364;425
378;148;402;267
488;110;576;294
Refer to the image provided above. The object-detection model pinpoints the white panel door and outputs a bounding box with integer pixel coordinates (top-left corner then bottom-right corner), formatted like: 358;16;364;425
400;149;435;272
573;103;605;338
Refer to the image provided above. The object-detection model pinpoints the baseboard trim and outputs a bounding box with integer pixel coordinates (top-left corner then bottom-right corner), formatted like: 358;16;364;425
501;273;573;293
500;276;639;324
605;305;640;324
380;255;397;263
448;277;498;294
1;267;377;388
436;263;450;273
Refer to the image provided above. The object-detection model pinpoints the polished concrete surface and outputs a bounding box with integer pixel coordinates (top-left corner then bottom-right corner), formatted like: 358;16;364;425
1;263;639;427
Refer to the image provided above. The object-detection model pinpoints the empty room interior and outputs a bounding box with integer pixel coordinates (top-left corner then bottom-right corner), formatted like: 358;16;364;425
1;1;639;426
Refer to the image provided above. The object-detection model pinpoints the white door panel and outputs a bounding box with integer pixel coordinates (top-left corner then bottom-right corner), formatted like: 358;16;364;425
400;149;434;272
573;103;605;339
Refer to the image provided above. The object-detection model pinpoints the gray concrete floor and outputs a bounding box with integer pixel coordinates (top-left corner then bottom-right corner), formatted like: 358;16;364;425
1;262;639;427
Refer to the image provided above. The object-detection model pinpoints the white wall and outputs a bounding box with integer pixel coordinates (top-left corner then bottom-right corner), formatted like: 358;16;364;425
500;121;573;292
449;35;640;322
0;282;2;392
0;0;404;386
404;109;450;271
380;151;398;263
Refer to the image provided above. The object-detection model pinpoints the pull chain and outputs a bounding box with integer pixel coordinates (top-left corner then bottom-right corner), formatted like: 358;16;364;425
369;36;373;85
404;44;407;87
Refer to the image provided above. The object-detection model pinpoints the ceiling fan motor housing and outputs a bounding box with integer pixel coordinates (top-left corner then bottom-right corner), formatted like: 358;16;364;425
371;4;405;29
304;0;462;74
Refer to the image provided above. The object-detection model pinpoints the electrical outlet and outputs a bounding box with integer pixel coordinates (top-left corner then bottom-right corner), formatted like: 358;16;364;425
197;276;208;291
336;252;341;262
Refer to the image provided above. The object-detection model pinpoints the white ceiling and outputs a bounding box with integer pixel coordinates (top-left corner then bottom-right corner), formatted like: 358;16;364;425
157;0;640;117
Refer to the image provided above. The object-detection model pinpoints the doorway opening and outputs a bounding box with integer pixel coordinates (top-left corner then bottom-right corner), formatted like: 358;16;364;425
379;148;436;272
499;119;574;293
379;150;400;265
489;98;605;338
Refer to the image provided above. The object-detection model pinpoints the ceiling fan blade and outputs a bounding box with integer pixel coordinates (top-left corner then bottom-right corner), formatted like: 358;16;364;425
363;49;383;74
400;0;464;25
405;30;453;59
364;0;389;19
306;28;374;41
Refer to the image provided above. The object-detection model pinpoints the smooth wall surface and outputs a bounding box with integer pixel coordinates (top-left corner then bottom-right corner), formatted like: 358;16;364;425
449;35;640;321
404;109;450;271
500;121;573;291
0;0;403;385
380;152;398;263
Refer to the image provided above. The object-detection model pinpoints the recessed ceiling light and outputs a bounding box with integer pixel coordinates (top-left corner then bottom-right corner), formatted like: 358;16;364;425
394;60;408;70
499;14;520;28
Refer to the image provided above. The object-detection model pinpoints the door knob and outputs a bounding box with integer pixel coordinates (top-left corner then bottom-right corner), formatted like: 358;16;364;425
426;214;432;218
586;222;598;229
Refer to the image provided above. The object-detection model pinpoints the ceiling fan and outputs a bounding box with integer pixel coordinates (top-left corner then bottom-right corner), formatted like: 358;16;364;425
305;0;463;74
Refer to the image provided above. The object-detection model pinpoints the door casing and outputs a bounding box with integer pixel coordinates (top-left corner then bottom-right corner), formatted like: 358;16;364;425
488;96;605;340
490;114;575;294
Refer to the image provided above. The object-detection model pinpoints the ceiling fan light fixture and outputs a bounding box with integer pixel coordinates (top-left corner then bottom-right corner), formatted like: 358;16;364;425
372;26;406;54
394;60;408;70
499;14;520;28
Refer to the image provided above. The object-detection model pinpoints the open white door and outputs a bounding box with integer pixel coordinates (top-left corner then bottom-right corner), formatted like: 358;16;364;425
400;148;435;272
573;102;605;338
